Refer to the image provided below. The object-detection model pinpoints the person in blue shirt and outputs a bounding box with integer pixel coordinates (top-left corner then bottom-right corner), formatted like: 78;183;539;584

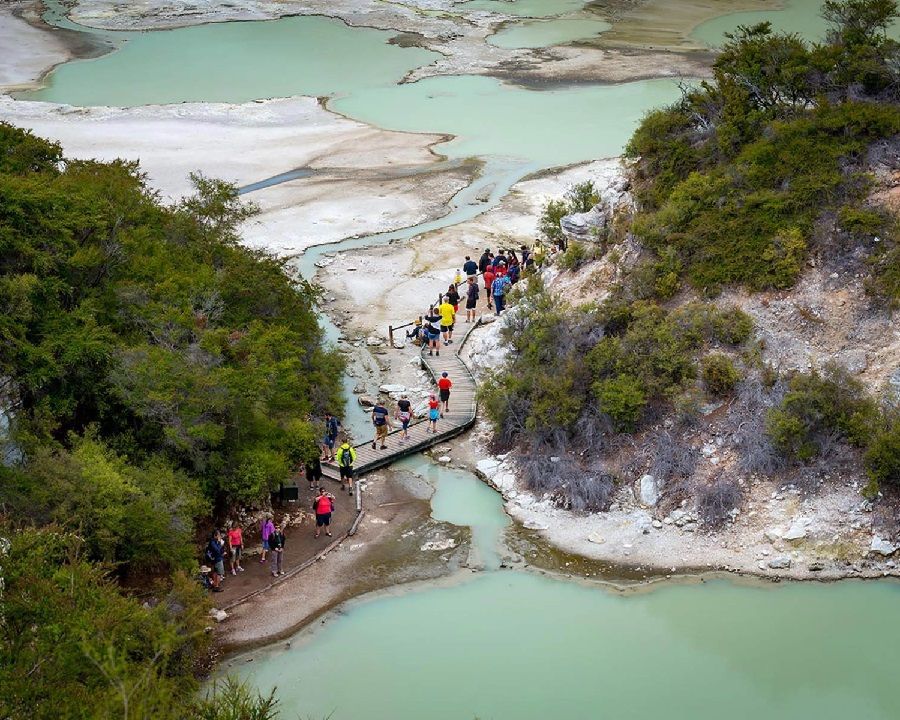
463;255;478;276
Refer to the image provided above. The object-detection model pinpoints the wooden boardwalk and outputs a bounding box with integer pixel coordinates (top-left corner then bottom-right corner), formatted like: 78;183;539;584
322;319;482;481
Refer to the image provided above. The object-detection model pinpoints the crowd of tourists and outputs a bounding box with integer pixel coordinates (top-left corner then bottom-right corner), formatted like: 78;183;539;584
202;243;550;595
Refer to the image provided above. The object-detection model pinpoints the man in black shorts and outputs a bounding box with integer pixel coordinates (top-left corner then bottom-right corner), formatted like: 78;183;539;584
465;276;479;323
335;440;357;495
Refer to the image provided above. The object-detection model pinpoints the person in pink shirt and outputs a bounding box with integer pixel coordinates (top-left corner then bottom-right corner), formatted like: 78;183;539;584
259;515;275;564
227;521;244;575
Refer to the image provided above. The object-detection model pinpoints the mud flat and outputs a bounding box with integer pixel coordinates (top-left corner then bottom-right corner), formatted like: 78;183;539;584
0;96;475;250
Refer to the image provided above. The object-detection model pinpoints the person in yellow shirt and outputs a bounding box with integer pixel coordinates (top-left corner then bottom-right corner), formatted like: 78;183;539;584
439;295;456;346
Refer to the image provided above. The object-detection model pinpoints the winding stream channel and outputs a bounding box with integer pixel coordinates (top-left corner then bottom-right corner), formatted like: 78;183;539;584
16;1;900;717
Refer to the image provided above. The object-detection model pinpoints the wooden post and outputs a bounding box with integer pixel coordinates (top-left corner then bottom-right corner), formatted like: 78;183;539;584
356;484;362;514
388;325;394;347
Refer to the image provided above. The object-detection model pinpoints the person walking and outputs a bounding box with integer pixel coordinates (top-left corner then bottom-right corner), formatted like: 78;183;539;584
269;523;286;577
396;394;412;440
227;521;244;576
492;272;511;314
463;255;478;277
478;248;491;273
259;514;275;564
438;371;452;418
465;276;479;323
321;412;340;462
305;456;322;491
205;530;226;591
424;308;442;356
428;393;440;433
371;401;390;450
314;487;336;538
483;265;495;311
447;283;460;314
335;439;357;495
439;295;456;346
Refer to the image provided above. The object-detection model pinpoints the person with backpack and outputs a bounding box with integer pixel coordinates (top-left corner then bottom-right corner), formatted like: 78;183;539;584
205;530;226;591
313;488;336;539
465;276;480;323
335;440;357;495
483;265;495;311
463;255;478;277
447;283;460;315
438;371;452;418
227;521;244;576
259;514;275;564
269;523;286;577
423;308;442;357
492;273;511;314
396;394;412;441
321;412;340;462
371;401;390;450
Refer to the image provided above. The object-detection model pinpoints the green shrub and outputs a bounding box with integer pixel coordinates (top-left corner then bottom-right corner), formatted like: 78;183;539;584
594;375;647;432
538;199;567;243
702;353;742;396
765;364;879;460
864;419;900;488
559;241;589;271
566;180;599;213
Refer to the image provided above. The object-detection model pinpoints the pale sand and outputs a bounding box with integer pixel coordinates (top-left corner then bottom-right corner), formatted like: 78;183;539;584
0;4;73;89
0;96;474;251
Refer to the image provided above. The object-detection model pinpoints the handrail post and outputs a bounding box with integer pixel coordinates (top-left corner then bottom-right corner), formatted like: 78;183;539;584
388;325;394;346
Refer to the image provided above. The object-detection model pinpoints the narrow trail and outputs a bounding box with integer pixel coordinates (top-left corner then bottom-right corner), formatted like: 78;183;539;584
322;318;482;481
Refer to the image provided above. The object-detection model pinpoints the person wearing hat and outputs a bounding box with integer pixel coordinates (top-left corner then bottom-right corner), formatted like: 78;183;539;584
406;317;423;346
438;371;452;418
335;439;357;495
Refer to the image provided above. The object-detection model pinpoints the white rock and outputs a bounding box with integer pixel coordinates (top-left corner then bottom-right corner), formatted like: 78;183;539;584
494;472;516;491
782;520;809;542
870;536;898;556
379;383;406;393
392;340;406;350
638;474;659;507
768;556;792;569
764;529;783;543
421;538;458;551
523;519;548;531
366;336;384;347
587;533;606;544
652;520;663;529
209;609;228;623
476;458;501;479
438;455;452;464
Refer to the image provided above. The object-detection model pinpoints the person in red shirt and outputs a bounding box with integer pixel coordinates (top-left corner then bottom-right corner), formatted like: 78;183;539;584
313;488;336;539
227;521;244;575
438;371;452;417
483;266;495;310
428;394;440;434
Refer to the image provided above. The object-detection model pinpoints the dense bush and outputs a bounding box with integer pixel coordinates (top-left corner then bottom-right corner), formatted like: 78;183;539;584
765;364;879;460
537;181;599;246
482;280;754;447
701;353;742;396
626;2;900;295
0;124;340;521
864;417;900;487
696;477;743;529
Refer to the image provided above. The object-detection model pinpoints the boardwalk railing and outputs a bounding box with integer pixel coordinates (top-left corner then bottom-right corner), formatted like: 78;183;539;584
321;317;483;481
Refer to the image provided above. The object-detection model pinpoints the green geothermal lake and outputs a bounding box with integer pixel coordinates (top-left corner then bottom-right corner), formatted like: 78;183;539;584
22;16;438;106
233;572;900;720
694;0;900;46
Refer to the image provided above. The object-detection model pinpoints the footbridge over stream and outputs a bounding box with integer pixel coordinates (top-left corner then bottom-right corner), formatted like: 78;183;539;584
321;318;483;482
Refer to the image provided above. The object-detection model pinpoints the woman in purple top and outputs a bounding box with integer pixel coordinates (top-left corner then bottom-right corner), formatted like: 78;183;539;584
259;515;275;564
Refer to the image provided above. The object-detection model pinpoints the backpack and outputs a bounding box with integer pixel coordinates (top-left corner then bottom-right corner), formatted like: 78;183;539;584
340;447;353;467
326;417;339;437
373;407;388;426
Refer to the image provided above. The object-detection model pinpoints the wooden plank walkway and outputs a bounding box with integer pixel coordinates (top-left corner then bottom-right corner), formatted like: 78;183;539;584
322;318;483;481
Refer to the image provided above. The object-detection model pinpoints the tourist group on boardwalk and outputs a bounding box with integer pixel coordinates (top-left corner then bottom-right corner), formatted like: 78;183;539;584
201;244;544;595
